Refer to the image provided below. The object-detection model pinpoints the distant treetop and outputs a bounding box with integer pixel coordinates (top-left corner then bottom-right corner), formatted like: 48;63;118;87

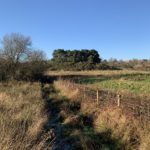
52;49;101;64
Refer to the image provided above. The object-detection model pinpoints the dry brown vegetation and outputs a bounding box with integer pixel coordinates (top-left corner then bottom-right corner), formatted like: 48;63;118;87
47;70;150;77
1;77;150;150
0;81;52;150
54;79;150;150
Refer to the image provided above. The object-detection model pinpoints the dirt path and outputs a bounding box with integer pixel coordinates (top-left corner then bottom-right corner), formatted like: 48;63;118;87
40;83;124;150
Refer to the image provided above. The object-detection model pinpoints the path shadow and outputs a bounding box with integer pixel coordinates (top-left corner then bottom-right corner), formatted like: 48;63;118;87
40;81;126;150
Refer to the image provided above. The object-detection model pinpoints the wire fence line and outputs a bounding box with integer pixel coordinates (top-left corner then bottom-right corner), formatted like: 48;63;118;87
65;81;150;123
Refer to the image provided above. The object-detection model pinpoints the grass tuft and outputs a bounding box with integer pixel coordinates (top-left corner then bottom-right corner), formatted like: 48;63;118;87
0;81;50;150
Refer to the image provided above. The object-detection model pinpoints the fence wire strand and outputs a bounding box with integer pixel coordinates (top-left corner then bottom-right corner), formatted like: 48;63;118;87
66;81;150;123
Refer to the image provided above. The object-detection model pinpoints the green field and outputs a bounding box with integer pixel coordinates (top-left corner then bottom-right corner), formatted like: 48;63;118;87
75;72;150;95
47;70;150;95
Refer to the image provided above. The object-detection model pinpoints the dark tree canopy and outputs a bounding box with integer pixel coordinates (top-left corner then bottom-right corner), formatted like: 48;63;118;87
52;49;101;64
50;49;101;70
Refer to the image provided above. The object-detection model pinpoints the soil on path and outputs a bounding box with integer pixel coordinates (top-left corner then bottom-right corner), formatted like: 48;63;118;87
40;83;124;150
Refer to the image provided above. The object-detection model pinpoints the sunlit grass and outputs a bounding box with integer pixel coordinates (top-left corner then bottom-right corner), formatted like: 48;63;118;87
54;79;150;150
0;81;48;150
47;70;150;76
77;72;150;95
90;79;150;94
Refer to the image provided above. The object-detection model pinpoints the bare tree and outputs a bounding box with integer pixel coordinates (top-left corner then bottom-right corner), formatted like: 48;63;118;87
0;33;48;81
0;33;32;79
28;50;46;62
1;33;31;63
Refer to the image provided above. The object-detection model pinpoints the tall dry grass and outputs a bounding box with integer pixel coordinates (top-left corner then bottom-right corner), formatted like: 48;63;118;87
54;79;150;150
54;79;80;100
47;70;150;77
0;81;51;150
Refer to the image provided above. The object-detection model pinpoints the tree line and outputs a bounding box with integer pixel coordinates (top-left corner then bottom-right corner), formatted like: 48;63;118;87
1;32;150;81
103;58;150;71
49;50;150;71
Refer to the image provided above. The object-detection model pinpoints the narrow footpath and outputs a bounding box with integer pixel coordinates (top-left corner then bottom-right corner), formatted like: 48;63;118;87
40;83;124;150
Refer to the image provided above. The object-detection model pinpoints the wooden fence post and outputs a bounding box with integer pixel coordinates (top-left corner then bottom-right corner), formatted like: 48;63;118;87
139;106;142;122
147;104;150;119
117;94;121;107
83;87;86;99
97;90;99;105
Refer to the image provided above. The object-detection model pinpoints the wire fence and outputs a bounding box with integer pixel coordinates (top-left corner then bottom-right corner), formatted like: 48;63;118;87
65;81;150;123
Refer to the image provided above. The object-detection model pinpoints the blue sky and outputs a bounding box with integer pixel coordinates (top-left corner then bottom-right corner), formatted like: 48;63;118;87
0;0;150;60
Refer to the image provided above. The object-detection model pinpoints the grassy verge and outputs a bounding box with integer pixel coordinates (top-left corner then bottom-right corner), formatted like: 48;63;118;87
0;81;49;150
54;79;150;150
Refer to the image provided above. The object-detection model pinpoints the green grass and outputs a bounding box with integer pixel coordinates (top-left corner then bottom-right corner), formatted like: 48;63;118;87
47;70;150;95
78;73;150;95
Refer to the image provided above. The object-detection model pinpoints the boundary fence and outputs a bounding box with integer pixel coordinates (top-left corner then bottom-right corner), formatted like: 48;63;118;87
65;81;150;123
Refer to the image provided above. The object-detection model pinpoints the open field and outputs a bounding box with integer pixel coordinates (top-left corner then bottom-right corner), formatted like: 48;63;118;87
1;70;150;150
78;73;150;96
47;70;150;96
